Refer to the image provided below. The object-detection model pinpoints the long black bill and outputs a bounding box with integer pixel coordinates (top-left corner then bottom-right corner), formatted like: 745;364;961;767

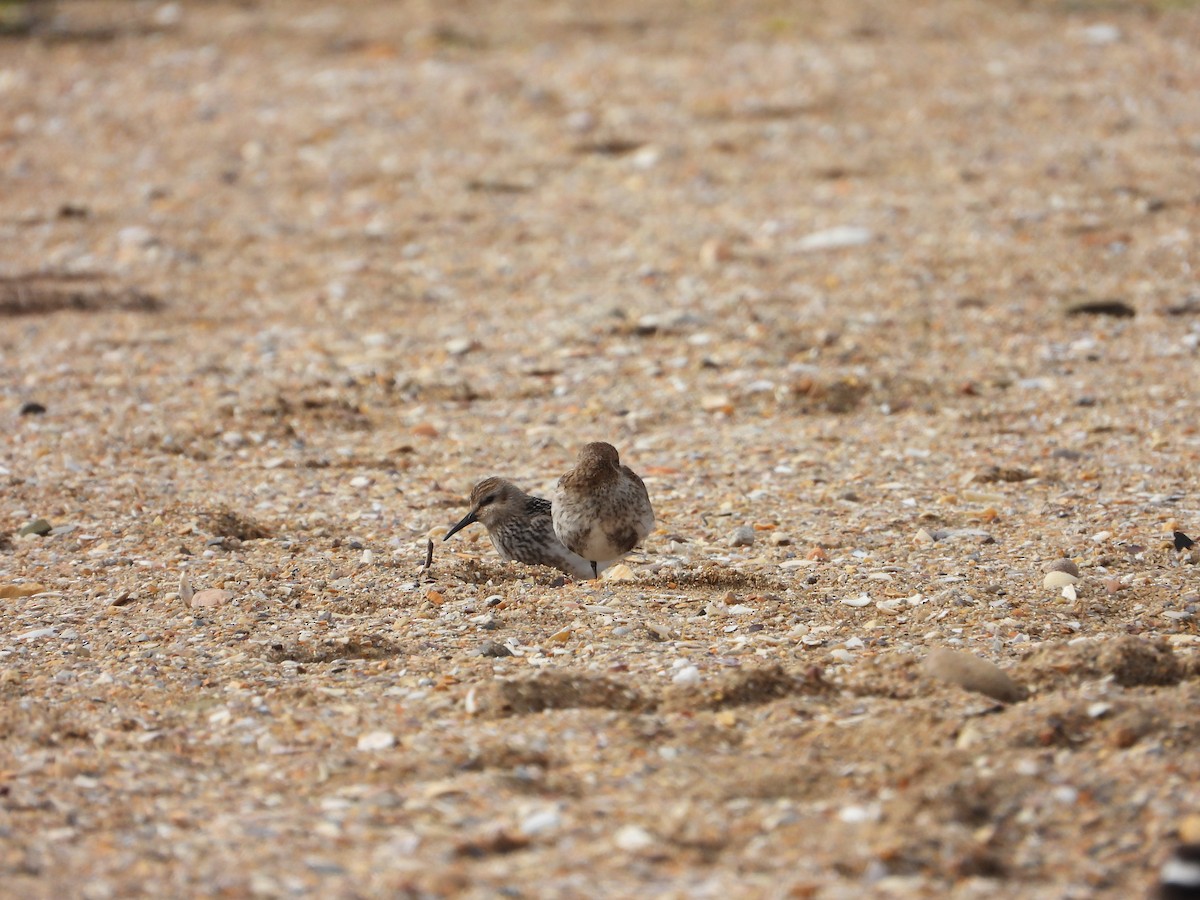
443;510;478;541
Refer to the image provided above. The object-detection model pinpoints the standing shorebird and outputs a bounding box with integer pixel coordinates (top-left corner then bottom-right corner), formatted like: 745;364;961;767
443;476;597;580
1158;844;1200;899
552;441;655;578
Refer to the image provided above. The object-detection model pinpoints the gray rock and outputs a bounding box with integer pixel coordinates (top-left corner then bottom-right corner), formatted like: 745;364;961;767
728;525;756;548
922;648;1026;704
477;640;513;658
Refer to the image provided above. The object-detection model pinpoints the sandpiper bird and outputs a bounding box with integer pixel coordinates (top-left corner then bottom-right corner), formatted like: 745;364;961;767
1158;844;1200;899
443;476;597;580
552;441;655;578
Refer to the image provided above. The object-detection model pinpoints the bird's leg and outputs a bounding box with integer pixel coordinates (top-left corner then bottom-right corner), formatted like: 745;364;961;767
591;561;598;579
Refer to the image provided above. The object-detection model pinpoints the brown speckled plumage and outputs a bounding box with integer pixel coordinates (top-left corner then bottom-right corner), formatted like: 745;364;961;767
443;476;596;579
552;442;655;578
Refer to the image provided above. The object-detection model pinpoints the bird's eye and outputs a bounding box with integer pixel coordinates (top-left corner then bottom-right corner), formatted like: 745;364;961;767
480;494;496;506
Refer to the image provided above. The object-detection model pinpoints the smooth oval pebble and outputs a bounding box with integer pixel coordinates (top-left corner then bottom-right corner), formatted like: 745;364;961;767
602;563;636;582
356;731;396;752
190;589;233;609
840;594;872;608
728;525;756;548
922;648;1026;703
671;665;701;685
614;824;656;852
1043;571;1079;589
1044;558;1081;578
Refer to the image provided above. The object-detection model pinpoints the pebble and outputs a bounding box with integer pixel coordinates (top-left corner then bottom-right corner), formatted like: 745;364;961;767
18;518;53;537
602;564;636;582
838;803;881;824
356;731;396;752
1044;559;1081;578
19;626;57;641
190;589;234;609
613;824;656;851
1087;702;1112;719
671;665;701;685
477;640;513;658
1079;23;1121;45
728;526;756;548
518;807;562;836
349;475;371;489
1043;571;1079;589
840;594;872;608
922;648;1025;703
116;225;155;248
796;226;873;251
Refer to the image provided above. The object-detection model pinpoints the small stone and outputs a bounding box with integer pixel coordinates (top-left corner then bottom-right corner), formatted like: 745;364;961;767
477;640;513;658
179;575;194;607
19;626;57;641
671;665;701;685
445;337;476;356
519;807;562;836
19;401;47;416
838;803;881;824
699;238;732;269
1180;815;1200;845
190;589;233;609
18;518;52;537
349;475;371;489
701;394;733;414
117;225;155;248
1044;559;1081;578
840;594;872;608
797;225;873;251
914;528;935;544
154;3;183;26
356;731;396;752
1043;570;1079;589
768;532;792;546
728;525;756;548
644;622;674;641
602;563;636;582
548;628;572;643
922;648;1026;703
1087;702;1113;719
613;824;656;852
1079;23;1121;45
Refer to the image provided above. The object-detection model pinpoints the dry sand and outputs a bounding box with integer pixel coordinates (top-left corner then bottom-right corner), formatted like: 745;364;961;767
3;0;1200;896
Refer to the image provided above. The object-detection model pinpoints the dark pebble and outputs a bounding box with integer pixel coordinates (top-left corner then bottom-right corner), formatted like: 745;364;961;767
477;640;513;658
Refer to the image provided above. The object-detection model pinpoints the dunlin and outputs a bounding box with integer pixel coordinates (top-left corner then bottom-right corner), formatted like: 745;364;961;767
443;476;596;580
1158;844;1200;899
552;441;655;578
